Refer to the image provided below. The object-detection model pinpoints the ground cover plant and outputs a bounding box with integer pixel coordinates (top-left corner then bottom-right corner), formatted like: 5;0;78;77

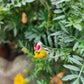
0;0;84;84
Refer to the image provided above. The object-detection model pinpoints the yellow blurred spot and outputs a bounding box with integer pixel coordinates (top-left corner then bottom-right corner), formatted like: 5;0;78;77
23;69;29;73
14;73;26;84
22;12;27;24
34;49;47;58
74;20;76;22
76;49;79;54
33;16;37;20
16;9;19;13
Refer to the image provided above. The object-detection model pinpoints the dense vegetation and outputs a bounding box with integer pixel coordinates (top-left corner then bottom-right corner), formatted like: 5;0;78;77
0;0;84;84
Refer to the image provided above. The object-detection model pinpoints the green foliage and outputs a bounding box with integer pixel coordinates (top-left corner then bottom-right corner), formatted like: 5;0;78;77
0;0;84;84
63;56;84;84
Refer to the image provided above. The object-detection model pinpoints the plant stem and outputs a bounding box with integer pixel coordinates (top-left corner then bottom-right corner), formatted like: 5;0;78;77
48;53;65;59
34;67;42;76
77;62;84;80
47;49;72;59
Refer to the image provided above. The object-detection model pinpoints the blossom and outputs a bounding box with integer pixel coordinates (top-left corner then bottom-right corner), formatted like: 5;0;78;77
34;49;46;58
34;41;42;51
14;73;26;84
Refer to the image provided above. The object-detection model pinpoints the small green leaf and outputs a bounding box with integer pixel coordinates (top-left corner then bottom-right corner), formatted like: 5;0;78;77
64;65;80;71
50;31;61;36
54;9;62;13
54;51;59;62
72;79;79;84
80;77;84;84
34;37;40;43
74;24;82;31
64;38;74;43
53;15;65;20
56;0;70;5
0;21;4;24
62;74;78;81
59;22;69;33
14;27;17;37
73;55;83;62
48;51;54;61
42;35;47;45
49;51;54;57
48;36;53;47
69;57;82;65
18;40;24;47
25;0;35;3
73;42;79;51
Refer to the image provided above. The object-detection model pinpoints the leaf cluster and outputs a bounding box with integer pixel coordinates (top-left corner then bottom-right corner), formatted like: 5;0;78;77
0;0;84;84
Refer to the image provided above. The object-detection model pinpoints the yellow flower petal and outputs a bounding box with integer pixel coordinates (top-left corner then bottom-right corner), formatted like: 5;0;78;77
34;49;46;58
14;73;26;84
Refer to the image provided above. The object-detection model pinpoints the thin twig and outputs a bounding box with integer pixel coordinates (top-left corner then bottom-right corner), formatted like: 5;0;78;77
49;53;65;59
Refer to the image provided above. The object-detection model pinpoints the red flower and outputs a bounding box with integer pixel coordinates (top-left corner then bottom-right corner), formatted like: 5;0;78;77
34;42;42;51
